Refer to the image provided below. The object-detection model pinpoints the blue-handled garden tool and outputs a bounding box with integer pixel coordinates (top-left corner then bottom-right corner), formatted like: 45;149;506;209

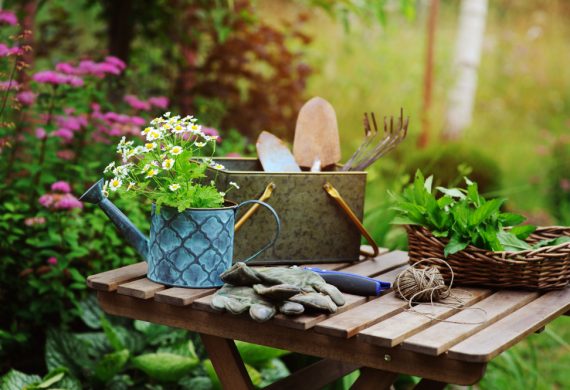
303;267;391;297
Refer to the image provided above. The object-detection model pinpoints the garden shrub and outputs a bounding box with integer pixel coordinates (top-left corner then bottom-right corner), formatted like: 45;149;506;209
547;141;570;225
403;144;502;194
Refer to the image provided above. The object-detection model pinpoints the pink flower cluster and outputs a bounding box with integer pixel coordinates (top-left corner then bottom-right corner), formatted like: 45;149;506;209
47;257;58;265
38;181;83;211
0;43;21;57
0;80;20;91
16;91;37;106
52;112;89;143
55;56;126;79
0;10;17;26
24;216;46;226
33;70;83;87
124;94;169;111
90;103;145;143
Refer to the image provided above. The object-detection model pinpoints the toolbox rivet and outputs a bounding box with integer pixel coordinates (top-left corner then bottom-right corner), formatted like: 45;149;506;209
384;354;391;362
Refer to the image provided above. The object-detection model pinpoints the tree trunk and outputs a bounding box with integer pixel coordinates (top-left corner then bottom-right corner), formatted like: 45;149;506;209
443;0;488;139
107;0;134;64
417;0;440;149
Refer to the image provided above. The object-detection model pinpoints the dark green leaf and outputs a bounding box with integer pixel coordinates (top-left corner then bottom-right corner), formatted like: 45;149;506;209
100;317;124;351
510;225;536;240
45;329;92;377
235;341;289;365
94;349;130;383
0;370;41;389
499;213;526;227
532;236;570;249
132;353;199;382
469;198;506;226
444;234;469;257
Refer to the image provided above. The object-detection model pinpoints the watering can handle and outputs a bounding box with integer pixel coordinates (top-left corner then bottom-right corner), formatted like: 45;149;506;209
234;200;281;263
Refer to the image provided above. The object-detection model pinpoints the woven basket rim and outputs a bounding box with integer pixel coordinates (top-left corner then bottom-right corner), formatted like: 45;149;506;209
406;225;570;259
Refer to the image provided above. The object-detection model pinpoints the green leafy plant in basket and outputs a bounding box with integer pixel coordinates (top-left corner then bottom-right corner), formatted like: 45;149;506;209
390;171;570;256
102;112;239;212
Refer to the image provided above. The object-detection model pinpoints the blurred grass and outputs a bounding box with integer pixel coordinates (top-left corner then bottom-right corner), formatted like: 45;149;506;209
261;1;570;388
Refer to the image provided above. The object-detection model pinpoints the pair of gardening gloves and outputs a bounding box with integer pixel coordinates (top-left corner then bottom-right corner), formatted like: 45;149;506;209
211;262;345;322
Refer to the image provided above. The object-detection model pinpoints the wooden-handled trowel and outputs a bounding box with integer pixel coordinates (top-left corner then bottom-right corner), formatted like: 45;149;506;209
293;97;341;171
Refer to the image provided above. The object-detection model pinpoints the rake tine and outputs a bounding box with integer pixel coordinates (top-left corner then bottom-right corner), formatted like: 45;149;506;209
363;113;371;137
371;112;379;134
384;116;388;133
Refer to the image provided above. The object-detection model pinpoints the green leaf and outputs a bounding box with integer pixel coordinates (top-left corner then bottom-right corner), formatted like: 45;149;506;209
45;329;91;377
510;225;536;240
444;234;470;257
76;294;104;329
469;198;506;226
532;236;570;249
0;370;41;389
132;353;199;382
499;213;526;227
94;349;130;383
235;341;289;365
100;316;124;351
497;231;532;252
390;216;418;225
424;175;433;193
36;370;65;389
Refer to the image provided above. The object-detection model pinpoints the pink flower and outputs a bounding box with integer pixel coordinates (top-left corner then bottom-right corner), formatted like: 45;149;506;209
226;152;242;157
55;62;77;74
203;127;221;143
56;115;84;131
97;62;121;75
560;178;570;192
52;128;74;141
124;95;150;111
33;71;84;87
24;217;46;226
16;91;37;106
47;257;58;265
0;10;17;26
39;194;54;208
55;193;83;210
105;56;126;71
56;150;76;160
0;80;20;90
0;43;21;57
51;181;72;193
148;96;169;109
130;116;145;126
35;127;47;140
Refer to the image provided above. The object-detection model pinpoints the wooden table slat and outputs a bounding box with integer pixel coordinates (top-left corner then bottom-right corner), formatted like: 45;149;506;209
357;288;492;348
154;287;216;305
447;288;570;362
401;290;540;356
340;250;408;277
87;262;147;291
117;278;165;299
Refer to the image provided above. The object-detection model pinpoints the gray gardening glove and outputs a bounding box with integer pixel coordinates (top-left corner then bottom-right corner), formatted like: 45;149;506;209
210;284;304;320
211;284;277;322
254;266;346;308
221;263;345;313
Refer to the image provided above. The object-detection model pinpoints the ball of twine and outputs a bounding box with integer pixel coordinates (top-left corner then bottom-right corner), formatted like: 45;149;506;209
395;258;453;304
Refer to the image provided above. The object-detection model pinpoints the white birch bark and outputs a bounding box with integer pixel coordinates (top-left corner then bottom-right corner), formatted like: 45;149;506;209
443;0;488;139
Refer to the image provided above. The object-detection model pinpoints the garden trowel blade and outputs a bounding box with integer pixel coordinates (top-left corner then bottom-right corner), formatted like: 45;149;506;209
256;131;301;172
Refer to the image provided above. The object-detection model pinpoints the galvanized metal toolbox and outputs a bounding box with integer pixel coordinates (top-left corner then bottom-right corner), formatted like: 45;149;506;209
208;158;378;265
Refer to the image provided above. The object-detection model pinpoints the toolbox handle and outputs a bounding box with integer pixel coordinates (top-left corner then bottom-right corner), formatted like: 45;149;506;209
234;182;276;232
323;182;380;258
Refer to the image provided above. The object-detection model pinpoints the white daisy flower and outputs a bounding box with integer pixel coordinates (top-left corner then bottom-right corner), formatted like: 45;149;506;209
170;146;183;155
109;177;122;191
194;141;206;148
190;124;201;133
102;180;110;197
146;129;162;141
172;124;185;134
144;142;157;152
142;164;151;173
133;146;145;155
205;135;218;142
169;183;181;191
162;158;175;170
145;168;159;178
212;163;225;170
127;182;135;191
164;112;171;117
113;165;130;178
142;127;153;136
229;181;240;189
103;161;115;174
219;191;226;197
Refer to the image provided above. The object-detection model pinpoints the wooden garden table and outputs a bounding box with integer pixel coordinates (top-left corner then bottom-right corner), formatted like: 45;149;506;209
87;248;570;389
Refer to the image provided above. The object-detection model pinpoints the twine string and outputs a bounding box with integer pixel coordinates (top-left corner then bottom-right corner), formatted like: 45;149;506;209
395;258;487;325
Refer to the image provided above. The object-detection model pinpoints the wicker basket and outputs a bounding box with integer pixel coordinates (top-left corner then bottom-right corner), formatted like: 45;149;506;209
406;225;570;290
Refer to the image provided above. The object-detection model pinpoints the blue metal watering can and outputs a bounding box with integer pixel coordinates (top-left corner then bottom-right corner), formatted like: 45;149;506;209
80;179;280;288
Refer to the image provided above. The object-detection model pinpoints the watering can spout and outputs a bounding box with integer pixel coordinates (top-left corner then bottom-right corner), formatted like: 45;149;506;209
80;179;149;261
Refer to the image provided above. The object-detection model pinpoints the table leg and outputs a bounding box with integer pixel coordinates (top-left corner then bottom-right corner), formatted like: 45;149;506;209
414;378;448;390
350;367;398;390
200;333;254;390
